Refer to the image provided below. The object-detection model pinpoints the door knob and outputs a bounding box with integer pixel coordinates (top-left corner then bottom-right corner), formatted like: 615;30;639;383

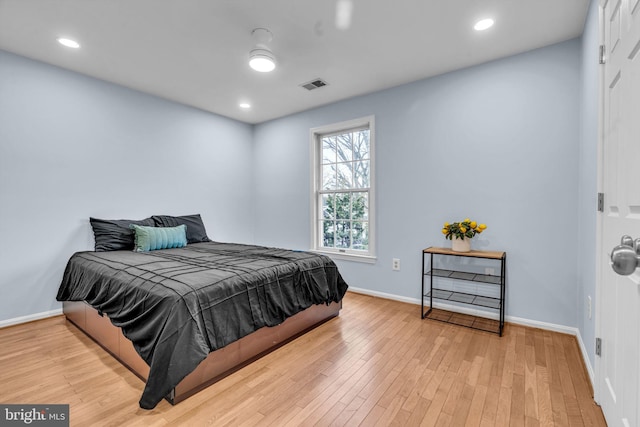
611;235;640;275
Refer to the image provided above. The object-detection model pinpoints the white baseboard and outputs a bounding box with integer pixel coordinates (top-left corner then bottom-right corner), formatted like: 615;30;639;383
347;286;595;388
348;286;422;306
505;314;577;335
0;309;63;329
575;330;595;386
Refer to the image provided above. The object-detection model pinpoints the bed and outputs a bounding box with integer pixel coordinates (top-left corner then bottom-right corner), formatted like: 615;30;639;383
56;240;348;409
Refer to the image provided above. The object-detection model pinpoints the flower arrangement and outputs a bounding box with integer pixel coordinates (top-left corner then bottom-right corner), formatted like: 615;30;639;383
442;218;487;240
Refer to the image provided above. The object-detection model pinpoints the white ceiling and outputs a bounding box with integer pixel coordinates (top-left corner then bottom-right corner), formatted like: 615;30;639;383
0;0;590;124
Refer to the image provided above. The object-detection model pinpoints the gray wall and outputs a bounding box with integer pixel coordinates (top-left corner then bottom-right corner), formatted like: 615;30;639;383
0;50;254;322
577;0;599;369
253;39;582;328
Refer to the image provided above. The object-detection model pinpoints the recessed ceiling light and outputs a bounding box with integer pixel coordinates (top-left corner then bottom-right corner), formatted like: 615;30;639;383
239;103;251;109
474;18;494;31
57;37;80;48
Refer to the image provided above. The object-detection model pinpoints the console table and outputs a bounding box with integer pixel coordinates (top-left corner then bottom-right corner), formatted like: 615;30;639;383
422;247;506;336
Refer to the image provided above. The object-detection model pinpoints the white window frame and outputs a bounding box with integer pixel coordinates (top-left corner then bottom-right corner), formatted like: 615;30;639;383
309;115;376;263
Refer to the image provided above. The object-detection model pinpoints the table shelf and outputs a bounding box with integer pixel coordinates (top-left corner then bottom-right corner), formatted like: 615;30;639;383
427;268;502;285
425;289;501;309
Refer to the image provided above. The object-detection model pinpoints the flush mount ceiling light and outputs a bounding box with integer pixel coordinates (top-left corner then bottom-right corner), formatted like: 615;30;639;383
239;102;251;109
249;49;276;72
249;28;276;72
474;18;494;31
57;37;80;48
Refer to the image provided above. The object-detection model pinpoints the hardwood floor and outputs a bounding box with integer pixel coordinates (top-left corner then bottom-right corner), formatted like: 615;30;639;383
0;292;606;426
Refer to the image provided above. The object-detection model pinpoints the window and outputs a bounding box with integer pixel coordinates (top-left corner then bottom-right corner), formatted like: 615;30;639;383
310;116;375;261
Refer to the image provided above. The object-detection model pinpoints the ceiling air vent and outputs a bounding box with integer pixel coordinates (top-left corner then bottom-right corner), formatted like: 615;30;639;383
301;78;328;91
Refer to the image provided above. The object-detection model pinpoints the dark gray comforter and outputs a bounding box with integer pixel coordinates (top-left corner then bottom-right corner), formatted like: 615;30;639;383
56;242;348;409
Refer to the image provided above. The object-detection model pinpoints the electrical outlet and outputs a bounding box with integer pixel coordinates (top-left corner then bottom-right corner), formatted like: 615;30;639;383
485;268;495;276
392;258;400;271
588;295;592;319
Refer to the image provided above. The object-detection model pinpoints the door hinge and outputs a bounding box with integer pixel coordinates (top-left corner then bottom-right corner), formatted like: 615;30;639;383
598;193;604;212
599;45;606;64
596;337;602;356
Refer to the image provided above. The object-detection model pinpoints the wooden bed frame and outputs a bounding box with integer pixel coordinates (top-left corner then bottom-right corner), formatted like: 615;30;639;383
63;300;341;405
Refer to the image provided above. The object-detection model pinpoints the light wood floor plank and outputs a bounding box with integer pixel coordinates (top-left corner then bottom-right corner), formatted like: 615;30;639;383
0;292;605;426
466;383;488;426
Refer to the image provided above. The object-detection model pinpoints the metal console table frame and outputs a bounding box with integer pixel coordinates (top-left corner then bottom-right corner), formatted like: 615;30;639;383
421;247;506;336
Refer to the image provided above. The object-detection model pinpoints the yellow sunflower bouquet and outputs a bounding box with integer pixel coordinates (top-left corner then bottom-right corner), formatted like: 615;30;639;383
442;218;487;240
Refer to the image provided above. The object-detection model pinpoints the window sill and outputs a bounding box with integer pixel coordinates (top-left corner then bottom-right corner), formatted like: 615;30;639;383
311;249;377;264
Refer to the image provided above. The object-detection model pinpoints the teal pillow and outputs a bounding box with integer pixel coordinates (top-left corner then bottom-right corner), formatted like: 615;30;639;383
129;224;187;252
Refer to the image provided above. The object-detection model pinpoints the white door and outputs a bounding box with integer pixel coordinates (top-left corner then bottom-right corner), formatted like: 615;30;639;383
598;0;640;425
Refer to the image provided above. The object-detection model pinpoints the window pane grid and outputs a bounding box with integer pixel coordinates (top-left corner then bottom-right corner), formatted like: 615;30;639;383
314;118;373;257
319;219;369;251
318;189;369;251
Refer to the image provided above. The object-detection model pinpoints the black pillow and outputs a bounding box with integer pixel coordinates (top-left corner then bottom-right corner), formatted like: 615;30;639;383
152;214;211;244
90;217;155;251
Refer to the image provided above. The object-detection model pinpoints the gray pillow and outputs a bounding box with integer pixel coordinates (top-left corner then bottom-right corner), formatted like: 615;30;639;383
90;217;155;251
152;214;210;244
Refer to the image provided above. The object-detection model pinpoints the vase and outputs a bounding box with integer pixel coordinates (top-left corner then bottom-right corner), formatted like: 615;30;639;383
451;237;471;252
